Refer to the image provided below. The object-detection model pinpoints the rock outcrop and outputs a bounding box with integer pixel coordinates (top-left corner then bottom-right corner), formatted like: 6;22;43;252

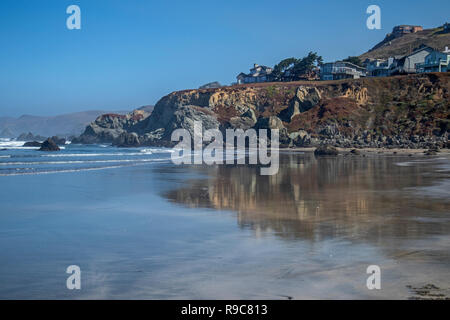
72;110;150;145
23;141;42;147
39;138;60;151
314;145;338;156
73;73;450;149
279;86;321;121
112;132;141;147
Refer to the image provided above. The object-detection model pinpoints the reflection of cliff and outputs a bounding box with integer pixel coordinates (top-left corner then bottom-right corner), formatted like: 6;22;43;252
164;154;450;245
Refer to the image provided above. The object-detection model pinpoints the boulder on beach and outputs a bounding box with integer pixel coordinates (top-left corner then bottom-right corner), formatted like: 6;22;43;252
314;145;339;156
23;141;42;147
39;138;60;151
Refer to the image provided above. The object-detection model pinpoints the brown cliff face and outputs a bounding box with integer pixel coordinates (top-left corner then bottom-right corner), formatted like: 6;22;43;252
139;73;449;148
75;73;449;149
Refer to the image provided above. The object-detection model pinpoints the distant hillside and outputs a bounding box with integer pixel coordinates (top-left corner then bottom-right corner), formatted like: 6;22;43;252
138;105;154;113
360;25;450;60
0;110;129;138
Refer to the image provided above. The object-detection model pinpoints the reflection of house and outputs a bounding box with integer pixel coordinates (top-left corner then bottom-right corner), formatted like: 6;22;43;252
320;61;367;80
389;46;434;75
237;64;273;84
417;47;450;73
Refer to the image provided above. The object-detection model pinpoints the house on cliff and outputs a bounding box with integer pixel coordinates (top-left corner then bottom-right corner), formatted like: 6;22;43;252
320;61;367;80
417;47;450;73
365;58;394;77
389;46;434;75
237;64;273;84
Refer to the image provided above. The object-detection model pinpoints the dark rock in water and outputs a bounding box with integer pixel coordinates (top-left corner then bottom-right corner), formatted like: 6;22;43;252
39;138;60;151
113;132;141;147
49;136;66;146
23;141;42;147
314;145;339;156
350;149;361;155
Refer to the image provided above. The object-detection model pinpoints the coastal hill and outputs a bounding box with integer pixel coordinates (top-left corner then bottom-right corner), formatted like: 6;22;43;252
73;73;449;149
360;24;450;60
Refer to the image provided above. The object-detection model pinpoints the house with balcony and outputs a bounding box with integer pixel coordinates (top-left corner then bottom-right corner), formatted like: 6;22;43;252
389;46;434;75
417;47;450;73
320;61;367;80
236;64;273;84
365;58;396;77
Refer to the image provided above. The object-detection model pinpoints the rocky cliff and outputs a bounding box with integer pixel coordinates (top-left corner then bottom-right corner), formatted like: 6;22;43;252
71;109;150;145
74;73;450;149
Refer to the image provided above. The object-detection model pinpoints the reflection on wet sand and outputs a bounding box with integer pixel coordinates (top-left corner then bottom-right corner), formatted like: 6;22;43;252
165;152;450;252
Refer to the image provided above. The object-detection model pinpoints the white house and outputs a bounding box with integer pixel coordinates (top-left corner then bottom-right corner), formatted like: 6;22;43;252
389;46;434;75
320;61;367;80
417;47;450;73
237;64;273;84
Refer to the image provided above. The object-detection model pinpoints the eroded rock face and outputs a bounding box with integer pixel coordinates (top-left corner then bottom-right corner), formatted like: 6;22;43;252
289;130;310;147
280;86;322;121
73;73;450;149
255;116;290;145
142;105;220;146
113;132;140;147
72;110;150;144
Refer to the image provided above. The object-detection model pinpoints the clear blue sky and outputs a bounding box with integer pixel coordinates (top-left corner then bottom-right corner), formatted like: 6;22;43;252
0;0;448;117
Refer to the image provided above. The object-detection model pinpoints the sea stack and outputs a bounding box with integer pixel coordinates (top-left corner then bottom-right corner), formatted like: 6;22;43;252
39;138;60;151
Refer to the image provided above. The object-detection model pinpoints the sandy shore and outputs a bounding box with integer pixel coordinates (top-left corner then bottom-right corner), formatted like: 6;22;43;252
282;147;450;155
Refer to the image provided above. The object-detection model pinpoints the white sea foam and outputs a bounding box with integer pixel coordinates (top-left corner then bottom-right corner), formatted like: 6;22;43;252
0;165;126;176
0;141;27;148
0;140;66;150
0;155;183;176
43;151;153;157
143;148;175;153
0;157;174;166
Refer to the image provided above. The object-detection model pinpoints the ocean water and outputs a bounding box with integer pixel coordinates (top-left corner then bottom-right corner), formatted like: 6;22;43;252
0;139;449;299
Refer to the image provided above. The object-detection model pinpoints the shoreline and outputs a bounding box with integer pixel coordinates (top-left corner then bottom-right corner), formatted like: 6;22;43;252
281;147;450;155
